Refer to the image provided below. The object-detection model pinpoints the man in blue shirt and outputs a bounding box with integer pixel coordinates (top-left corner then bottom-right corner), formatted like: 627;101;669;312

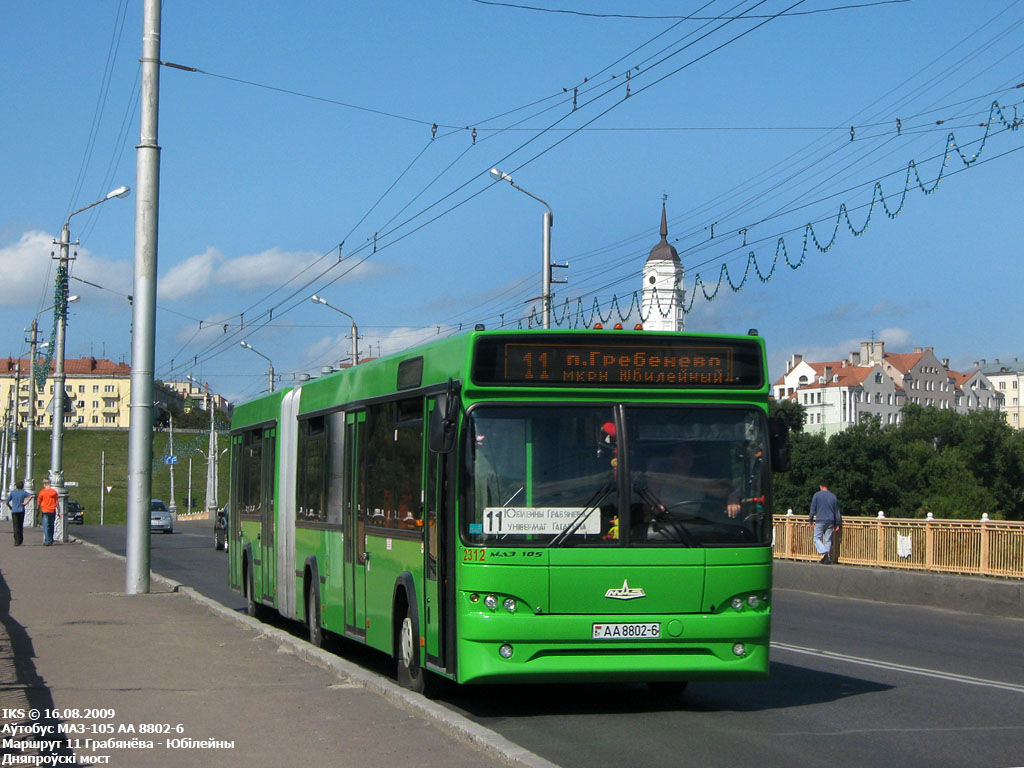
6;481;33;547
809;481;841;564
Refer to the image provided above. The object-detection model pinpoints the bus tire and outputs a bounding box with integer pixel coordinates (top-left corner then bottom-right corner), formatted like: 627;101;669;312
396;605;435;695
245;561;257;618
307;583;324;648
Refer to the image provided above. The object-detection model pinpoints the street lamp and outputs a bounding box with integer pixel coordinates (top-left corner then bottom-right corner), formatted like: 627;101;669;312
310;295;359;366
52;185;130;543
23;297;78;527
187;374;218;518
240;341;275;393
489;167;559;329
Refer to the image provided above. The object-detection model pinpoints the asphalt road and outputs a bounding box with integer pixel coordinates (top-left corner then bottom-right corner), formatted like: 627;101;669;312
74;521;1024;768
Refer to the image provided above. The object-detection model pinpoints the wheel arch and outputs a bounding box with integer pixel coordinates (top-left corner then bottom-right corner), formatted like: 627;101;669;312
392;571;419;658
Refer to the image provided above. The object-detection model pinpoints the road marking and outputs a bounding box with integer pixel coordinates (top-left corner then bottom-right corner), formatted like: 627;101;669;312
772;642;1024;694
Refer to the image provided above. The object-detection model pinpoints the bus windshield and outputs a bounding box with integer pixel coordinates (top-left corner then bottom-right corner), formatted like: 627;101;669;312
465;405;770;547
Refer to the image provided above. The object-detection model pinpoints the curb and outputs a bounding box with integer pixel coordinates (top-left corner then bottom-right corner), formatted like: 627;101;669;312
73;538;560;768
772;559;1024;619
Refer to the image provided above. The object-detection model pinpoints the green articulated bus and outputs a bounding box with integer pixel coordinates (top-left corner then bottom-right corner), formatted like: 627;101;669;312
228;328;790;695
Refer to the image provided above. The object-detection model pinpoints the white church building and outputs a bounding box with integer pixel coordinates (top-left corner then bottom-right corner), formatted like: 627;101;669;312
641;203;685;332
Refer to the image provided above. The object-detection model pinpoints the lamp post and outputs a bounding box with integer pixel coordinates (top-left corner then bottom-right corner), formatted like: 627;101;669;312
489;167;558;329
24;299;75;527
188;374;218;518
52;186;129;543
240;341;275;393
310;295;359;366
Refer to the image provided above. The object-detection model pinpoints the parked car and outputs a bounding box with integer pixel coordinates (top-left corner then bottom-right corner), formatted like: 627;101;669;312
66;500;84;525
150;499;174;534
214;505;228;551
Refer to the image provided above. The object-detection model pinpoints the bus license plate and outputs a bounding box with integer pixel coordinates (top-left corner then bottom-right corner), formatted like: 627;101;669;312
592;622;660;639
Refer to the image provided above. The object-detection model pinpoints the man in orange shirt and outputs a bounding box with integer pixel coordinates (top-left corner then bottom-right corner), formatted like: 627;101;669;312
37;477;59;546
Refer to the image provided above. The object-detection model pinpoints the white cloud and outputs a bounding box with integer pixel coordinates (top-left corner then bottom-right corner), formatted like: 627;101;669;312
0;231;53;305
160;247;221;301
0;230;133;307
216;247;314;290
299;324;459;373
158;246;389;302
877;327;911;347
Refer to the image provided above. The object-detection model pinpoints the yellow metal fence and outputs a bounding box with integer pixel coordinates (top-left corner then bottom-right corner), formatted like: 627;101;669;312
772;514;1024;579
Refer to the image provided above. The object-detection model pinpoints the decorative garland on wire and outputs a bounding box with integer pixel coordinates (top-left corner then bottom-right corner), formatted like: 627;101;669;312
520;100;1021;330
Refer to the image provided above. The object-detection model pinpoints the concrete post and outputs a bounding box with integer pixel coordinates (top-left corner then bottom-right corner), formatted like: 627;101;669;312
126;0;162;594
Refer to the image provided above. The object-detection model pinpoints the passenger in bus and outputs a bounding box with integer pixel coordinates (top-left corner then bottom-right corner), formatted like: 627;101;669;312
397;493;419;529
647;443;741;518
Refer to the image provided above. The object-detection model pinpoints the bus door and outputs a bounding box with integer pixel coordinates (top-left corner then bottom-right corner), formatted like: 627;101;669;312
344;411;368;639
260;427;276;604
424;395;456;674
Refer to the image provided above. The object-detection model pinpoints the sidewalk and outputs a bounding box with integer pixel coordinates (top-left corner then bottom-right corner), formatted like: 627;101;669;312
0;525;551;768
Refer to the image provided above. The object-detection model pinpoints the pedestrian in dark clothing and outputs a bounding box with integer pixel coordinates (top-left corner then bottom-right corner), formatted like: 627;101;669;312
809;481;841;564
6;481;33;546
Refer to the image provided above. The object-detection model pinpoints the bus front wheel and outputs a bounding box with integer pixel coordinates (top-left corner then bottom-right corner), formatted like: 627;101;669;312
396;607;435;695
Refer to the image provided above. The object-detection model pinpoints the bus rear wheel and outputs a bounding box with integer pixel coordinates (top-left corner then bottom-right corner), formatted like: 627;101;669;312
307;585;324;648
245;563;258;618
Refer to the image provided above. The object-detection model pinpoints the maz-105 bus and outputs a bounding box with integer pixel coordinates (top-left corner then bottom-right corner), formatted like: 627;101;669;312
228;328;789;696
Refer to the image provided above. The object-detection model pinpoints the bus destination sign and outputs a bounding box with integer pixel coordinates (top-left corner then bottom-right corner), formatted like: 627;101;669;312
473;335;764;388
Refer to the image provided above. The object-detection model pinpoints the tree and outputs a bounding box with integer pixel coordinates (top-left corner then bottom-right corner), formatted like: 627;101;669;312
769;397;805;434
771;404;1024;520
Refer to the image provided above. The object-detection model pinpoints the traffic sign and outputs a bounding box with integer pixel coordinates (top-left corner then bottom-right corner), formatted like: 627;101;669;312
164;455;178;465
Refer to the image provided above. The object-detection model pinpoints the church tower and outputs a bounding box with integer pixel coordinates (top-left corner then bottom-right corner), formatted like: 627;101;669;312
641;202;684;331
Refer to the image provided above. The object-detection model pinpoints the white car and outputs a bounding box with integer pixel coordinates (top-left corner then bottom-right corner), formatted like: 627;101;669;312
150;499;174;534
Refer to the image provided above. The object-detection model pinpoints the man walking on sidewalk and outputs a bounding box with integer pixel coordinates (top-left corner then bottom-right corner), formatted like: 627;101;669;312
37;478;59;546
6;481;33;546
809;480;841;564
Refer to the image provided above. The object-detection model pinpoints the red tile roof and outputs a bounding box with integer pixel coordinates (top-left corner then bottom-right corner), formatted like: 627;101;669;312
882;352;923;375
1;356;130;376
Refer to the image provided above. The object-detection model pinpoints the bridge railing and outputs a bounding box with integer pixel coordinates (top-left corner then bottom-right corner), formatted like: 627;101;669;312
772;513;1024;579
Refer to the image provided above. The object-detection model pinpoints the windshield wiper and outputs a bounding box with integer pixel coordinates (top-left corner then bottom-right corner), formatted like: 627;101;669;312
548;482;615;548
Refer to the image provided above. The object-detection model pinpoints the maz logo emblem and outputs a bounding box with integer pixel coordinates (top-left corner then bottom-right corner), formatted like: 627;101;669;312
604;579;646;600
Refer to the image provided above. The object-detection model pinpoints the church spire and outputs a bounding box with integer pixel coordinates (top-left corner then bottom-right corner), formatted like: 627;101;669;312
647;201;679;263
641;201;684;331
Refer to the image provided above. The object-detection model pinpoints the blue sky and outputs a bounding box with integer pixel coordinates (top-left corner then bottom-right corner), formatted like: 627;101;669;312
3;1;1023;403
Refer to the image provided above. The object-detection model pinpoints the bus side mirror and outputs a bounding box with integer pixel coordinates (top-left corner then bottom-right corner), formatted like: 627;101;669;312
429;388;458;454
768;416;791;472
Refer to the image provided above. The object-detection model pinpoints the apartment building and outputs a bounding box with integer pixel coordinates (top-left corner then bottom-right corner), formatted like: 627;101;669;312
1;356;131;429
977;358;1024;429
163;380;232;413
774;356;904;436
1;357;231;430
775;341;1001;436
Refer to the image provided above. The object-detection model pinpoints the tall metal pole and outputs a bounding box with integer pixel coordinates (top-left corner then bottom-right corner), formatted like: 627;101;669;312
126;0;161;594
24;320;40;527
100;450;105;526
310;296;359;365
541;210;552;329
51;220;72;543
205;391;216;516
167;412;176;513
9;364;20;496
1;398;10;513
488;168;554;329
